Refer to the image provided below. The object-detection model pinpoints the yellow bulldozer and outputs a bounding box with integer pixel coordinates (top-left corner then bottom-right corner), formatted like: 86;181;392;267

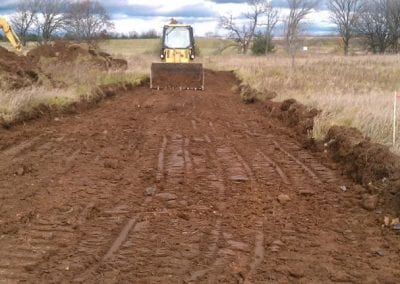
151;21;204;90
0;17;23;52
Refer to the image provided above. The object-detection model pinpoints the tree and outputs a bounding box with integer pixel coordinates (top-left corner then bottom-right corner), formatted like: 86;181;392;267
284;0;320;67
386;0;400;52
355;0;389;53
261;0;279;54
35;0;69;44
10;0;39;46
219;0;270;54
328;0;362;55
64;0;113;44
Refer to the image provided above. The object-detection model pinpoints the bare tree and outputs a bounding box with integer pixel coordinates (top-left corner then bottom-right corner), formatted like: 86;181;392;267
284;0;320;67
262;1;279;53
219;0;270;54
355;0;389;53
64;0;114;44
35;0;69;44
386;0;400;52
10;0;39;46
328;0;363;55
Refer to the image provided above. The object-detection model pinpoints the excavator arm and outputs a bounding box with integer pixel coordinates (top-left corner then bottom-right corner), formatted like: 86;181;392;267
0;17;22;52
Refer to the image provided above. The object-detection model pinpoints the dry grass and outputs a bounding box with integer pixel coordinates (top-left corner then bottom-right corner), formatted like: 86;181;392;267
207;54;400;152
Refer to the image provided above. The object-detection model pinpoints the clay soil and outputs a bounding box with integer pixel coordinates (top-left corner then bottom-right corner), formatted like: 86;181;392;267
0;42;127;91
0;70;400;283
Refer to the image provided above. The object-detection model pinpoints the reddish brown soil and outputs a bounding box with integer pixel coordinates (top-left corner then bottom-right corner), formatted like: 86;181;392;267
0;46;39;89
27;42;128;71
1;70;400;283
0;42;127;91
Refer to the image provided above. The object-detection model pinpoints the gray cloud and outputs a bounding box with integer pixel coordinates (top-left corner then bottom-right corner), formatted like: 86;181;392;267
0;0;331;35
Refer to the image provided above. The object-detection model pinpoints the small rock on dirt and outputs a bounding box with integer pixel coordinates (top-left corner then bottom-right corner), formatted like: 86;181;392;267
289;268;305;279
393;223;400;231
277;194;291;204
272;240;285;247
362;194;379;211
166;200;178;208
145;186;157;196
103;159;119;169
156;192;177;201
15;166;25;176
299;190;315;196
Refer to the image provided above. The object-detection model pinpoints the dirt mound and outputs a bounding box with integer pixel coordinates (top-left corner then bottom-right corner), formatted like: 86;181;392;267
263;96;400;214
27;42;128;71
0;46;39;90
265;99;320;137
325;126;400;184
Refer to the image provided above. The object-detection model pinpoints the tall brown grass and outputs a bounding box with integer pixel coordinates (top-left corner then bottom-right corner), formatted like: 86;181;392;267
206;54;400;152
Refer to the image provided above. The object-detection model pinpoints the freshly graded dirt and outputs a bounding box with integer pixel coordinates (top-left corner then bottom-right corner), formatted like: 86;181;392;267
0;70;400;283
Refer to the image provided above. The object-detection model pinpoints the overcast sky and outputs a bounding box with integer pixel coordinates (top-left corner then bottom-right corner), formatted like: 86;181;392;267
0;0;336;36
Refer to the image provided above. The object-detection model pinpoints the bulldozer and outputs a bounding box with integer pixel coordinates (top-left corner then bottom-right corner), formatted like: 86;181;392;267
0;17;23;52
151;22;204;90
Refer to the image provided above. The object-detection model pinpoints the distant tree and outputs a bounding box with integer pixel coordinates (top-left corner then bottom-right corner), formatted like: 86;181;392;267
64;0;113;44
219;0;271;54
386;0;400;52
252;32;270;54
35;0;69;44
140;29;159;39
355;0;389;53
284;0;320;67
328;0;363;55
10;0;39;46
261;0;279;54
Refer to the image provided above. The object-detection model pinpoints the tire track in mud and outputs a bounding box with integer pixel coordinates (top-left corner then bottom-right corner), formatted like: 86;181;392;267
184;118;267;283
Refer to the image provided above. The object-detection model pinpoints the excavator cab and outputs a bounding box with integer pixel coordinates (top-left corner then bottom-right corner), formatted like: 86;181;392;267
151;23;204;90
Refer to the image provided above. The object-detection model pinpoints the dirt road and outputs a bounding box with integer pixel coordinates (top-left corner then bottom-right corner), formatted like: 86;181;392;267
0;70;399;283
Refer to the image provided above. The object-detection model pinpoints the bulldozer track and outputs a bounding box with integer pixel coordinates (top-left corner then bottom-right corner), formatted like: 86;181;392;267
0;70;399;283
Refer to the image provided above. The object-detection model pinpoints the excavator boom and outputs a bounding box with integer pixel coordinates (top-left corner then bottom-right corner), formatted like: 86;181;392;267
0;17;23;52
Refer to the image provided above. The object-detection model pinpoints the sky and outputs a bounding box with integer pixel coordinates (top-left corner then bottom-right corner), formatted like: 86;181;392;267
0;0;336;36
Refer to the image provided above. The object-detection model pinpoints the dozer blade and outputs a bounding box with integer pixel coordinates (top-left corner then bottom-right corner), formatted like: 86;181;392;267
151;63;204;90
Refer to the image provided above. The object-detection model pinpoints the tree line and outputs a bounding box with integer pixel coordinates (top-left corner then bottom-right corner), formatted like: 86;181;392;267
220;0;400;56
10;0;113;45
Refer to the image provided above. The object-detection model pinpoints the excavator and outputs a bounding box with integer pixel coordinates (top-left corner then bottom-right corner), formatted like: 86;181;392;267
0;17;23;52
151;20;204;90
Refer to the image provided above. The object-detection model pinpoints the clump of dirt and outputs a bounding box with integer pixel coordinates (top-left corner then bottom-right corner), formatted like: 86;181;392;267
27;42;128;71
238;84;276;104
325;126;400;213
325;126;400;184
0;46;39;90
265;98;320;137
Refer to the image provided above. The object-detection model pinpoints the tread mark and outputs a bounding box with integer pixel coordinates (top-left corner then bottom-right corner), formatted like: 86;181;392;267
156;136;168;182
257;150;290;185
273;141;321;184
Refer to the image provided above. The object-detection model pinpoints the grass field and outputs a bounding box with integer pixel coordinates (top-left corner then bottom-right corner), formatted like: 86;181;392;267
1;37;399;153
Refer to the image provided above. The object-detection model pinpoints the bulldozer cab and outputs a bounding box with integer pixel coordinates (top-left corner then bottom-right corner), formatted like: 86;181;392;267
161;25;195;63
150;24;204;90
